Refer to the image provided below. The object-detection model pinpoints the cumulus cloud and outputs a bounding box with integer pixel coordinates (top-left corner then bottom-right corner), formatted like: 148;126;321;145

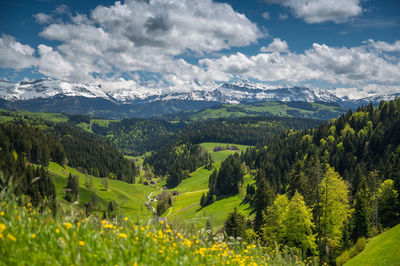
200;42;400;86
265;0;362;23
367;39;400;53
35;0;261;83
0;35;37;69
260;38;289;53
33;13;53;24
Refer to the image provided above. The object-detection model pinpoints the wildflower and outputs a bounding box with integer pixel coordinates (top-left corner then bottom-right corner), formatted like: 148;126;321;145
64;222;72;230
119;233;127;239
55;228;60;234
31;233;36;239
17;216;21;221
79;241;85;246
1;211;4;216
124;217;128;221
0;223;6;233
7;233;16;242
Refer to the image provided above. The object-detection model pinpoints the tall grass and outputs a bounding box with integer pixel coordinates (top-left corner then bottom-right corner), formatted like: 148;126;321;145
0;186;304;265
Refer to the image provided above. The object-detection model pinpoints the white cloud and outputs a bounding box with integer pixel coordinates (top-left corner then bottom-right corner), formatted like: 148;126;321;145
367;39;400;53
278;13;288;20
262;12;270;20
0;35;37;69
333;84;400;100
260;38;289;53
266;0;362;23
36;0;262;84
200;42;400;86
38;44;76;81
33;13;53;24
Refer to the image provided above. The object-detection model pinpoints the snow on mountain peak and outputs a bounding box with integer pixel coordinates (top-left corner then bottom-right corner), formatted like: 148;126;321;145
0;78;397;105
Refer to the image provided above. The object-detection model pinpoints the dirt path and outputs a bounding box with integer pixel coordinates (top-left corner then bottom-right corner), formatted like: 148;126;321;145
168;202;200;217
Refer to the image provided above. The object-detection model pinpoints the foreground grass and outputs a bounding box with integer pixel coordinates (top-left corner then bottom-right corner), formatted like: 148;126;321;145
345;224;400;266
0;191;302;265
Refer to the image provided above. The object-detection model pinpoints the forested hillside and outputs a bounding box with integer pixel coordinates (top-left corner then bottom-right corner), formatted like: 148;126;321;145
211;99;400;264
91;118;184;155
0;121;138;205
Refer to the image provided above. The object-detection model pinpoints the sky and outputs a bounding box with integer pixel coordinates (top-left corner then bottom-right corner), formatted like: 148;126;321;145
0;0;399;97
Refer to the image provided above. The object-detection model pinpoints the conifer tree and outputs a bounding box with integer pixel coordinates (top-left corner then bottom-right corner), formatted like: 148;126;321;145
224;208;247;239
254;178;275;232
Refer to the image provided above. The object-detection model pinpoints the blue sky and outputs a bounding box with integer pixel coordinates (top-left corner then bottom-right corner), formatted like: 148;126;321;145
0;0;399;97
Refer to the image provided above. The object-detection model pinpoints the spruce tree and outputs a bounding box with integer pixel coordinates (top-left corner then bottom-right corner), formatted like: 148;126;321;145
254;178;275;232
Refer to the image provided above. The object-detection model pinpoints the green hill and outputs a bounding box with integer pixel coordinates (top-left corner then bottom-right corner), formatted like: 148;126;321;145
161;143;254;228
48;162;156;219
175;101;347;121
345;224;400;266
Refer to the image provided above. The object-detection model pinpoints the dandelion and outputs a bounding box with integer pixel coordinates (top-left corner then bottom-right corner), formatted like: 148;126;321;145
7;233;16;242
119;233;127;239
55;228;60;234
0;211;4;216
124;217;128;221
64;222;72;229
17;215;21;221
31;233;36;239
0;223;6;233
79;241;85;246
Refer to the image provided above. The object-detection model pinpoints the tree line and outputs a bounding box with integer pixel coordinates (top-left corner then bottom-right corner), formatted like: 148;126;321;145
217;99;400;264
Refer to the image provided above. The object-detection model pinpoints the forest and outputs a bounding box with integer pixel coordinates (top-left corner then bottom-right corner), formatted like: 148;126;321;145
0;98;399;265
210;99;400;264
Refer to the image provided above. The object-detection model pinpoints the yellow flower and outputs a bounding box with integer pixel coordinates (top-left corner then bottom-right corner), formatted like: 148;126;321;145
79;241;85;246
0;211;4;216
119;233;127;239
0;223;6;233
124;217;128;221
31;233;36;239
64;222;72;229
17;216;21;221
55;228;60;234
7;233;16;242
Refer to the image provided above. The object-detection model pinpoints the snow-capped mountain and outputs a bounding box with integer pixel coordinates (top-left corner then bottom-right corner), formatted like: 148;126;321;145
0;78;398;105
0;79;111;101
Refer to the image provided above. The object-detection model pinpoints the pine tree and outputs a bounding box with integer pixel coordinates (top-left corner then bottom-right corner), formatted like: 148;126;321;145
224;208;247;239
254;178;275;232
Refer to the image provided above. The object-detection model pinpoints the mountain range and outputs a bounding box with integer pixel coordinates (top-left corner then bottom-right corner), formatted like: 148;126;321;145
0;78;399;118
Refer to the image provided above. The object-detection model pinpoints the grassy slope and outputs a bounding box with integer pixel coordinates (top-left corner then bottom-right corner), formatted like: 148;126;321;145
345;224;400;266
188;102;346;120
164;142;254;228
48;162;156;219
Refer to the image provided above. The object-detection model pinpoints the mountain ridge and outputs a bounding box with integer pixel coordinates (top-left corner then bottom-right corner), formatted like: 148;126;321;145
1;79;399;119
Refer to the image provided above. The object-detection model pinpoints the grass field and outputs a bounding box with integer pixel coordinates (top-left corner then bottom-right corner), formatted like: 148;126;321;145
163;142;254;228
0;191;298;265
48;162;156;219
188;102;346;121
345;224;400;266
